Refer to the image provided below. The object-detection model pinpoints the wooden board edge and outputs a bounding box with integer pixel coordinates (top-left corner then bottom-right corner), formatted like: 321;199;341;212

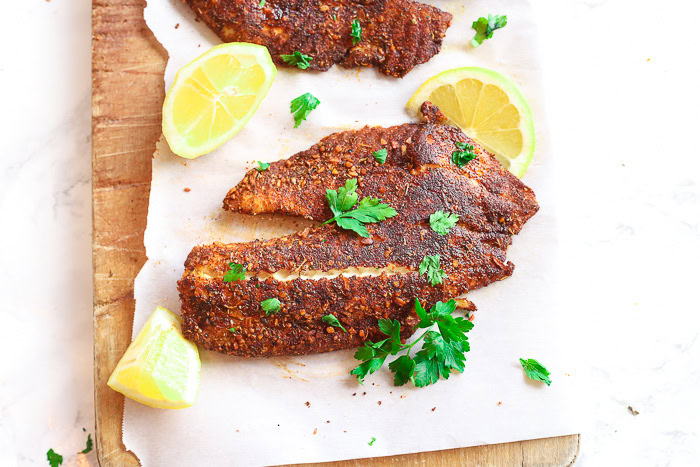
91;0;579;465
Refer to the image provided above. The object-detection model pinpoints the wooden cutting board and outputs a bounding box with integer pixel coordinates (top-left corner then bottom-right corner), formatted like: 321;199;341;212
91;1;579;465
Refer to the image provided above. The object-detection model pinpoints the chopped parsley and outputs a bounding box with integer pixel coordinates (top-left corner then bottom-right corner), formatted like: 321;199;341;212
520;358;552;386
351;299;473;387
322;314;347;332
419;254;446;286
321;178;397;237
47;449;63;467
290;92;320;128
281;51;313;70
256;161;270;172
452;141;477;167
471;14;508;47
223;263;246;282
259;0;265;6
261;297;281;315
228;327;237;333
351;19;362;44
79;433;93;454
373;148;387;164
368;437;376;446
429;210;459;235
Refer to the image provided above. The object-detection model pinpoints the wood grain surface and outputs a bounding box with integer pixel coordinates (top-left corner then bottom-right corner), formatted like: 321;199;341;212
91;1;579;465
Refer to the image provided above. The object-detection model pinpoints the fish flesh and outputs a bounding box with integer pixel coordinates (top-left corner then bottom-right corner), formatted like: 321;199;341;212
178;103;539;356
184;0;452;77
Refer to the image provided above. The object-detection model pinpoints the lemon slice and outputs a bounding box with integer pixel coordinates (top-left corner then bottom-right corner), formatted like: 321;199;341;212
107;306;200;409
163;43;277;159
407;67;535;177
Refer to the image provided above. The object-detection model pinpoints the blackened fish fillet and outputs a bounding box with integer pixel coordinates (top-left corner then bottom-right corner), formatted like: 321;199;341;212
179;103;539;357
184;0;452;78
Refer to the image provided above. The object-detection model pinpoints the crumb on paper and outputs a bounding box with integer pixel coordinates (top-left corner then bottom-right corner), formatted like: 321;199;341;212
175;23;180;29
498;401;503;406
184;187;191;192
362;392;366;395
431;407;436;412
326;420;330;424
377;401;382;405
352;393;356;396
313;428;318;435
400;394;407;399
628;406;640;416
305;401;310;407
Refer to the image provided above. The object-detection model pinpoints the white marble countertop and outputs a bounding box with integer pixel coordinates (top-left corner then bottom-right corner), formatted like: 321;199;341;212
1;1;698;465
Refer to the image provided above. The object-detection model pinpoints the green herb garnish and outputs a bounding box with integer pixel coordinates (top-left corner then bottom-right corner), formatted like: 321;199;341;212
351;299;473;387
373;148;387;164
429;210;459;235
261;298;281;315
452;141;477;167
471;14;507;47
321;179;397;237
351;19;362;44
290;92;320;128
228;327;237;333
259;0;265;6
322;314;347;332
419;254;446;286
281;51;313;70
256;161;270;171
224;263;246;282
368;437;376;446
47;449;63;467
520;358;552;386
79;433;93;454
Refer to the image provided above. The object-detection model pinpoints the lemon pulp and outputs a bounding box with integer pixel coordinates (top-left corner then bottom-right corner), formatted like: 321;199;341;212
407;67;535;177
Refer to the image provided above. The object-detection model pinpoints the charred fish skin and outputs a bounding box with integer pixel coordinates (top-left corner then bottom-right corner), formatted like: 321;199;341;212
179;105;538;357
184;0;452;78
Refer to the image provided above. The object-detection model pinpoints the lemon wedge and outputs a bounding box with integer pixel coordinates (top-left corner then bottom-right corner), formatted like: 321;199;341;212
407;67;535;177
163;42;277;159
107;306;200;409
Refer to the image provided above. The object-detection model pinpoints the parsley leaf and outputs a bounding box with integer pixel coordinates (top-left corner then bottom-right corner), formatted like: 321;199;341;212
520;358;552;386
281;51;313;70
351;19;362;44
47;449;63;467
351;299;473;388
261;297;281;315
419;254;446;286
259;0;265;6
290;92;320;128
471;14;508;47
223;263;246;282
228;327;237;333
256;161;270;171
368;437;377;446
429;210;459;235
373;148;388;164
452;141;477;167
322;314;347;332
322;179;397;237
79;433;93;454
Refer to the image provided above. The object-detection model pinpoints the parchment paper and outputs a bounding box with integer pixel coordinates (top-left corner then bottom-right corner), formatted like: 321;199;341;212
125;1;581;465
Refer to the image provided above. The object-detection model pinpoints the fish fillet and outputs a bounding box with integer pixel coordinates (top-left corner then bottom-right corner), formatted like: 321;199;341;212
184;0;452;78
179;103;539;356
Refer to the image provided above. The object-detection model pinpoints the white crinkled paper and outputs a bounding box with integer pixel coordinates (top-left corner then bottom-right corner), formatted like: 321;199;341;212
125;0;581;464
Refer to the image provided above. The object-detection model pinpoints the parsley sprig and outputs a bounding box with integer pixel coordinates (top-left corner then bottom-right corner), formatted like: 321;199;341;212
47;449;63;467
79;433;93;454
351;19;362;44
419;254;445;286
351;299;473;387
223;263;246;282
430;210;459;235
452;142;477;167
321;179;397;237
373;148;387;164
290;92;320;128
256;161;270;172
261;297;281;315
471;14;508;47
322;314;347;332
520;358;552;386
281;51;313;70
